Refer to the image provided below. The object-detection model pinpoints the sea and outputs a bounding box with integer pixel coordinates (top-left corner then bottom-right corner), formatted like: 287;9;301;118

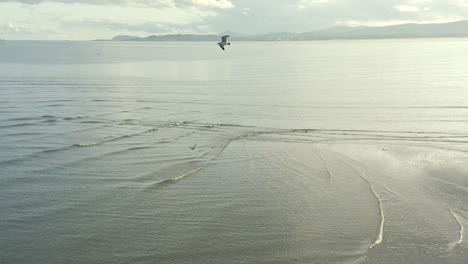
0;39;467;264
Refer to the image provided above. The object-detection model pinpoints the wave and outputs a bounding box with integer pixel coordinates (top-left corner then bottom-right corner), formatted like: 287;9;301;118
359;170;384;249
32;145;158;174
157;164;210;184
74;142;100;147
63;116;87;121
148;133;246;187
6;117;41;121
2;115;89;128
94;146;153;159
74;127;160;146
315;151;334;181
33;127;203;174
283;149;311;171
0;122;36;129
345;164;385;249
245;127;468;145
1;122;199;167
1;129;159;165
276;148;320;180
214;154;274;165
101;128;158;143
2;132;43;137
95;107;153;117
79;120;104;124
42;119;58;123
430;177;468;193
448;207;464;247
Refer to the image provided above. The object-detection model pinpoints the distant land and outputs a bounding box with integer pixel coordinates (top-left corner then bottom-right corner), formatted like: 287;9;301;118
100;20;468;41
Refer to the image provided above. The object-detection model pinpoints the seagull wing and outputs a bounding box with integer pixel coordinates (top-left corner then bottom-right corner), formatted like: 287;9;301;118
189;144;197;150
221;35;229;43
218;43;225;50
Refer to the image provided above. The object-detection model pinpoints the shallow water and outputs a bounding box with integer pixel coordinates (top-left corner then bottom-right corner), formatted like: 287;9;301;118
1;39;468;263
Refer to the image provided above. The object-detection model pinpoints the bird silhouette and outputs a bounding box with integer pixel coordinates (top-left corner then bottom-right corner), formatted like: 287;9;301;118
189;144;197;150
218;35;230;51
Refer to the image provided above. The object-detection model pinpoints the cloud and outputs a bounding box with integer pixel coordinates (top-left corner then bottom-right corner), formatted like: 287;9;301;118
298;0;333;9
202;0;468;35
186;0;233;9
2;0;468;39
458;0;468;6
0;0;234;9
394;5;420;12
1;21;32;33
59;18;206;34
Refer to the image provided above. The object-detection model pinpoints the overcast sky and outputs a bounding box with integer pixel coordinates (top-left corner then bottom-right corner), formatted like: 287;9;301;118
1;0;468;40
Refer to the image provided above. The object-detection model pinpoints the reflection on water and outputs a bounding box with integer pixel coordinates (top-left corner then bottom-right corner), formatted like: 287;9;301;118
1;40;468;264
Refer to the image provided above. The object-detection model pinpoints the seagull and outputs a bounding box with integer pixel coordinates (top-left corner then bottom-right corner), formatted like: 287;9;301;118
218;35;230;51
189;144;197;150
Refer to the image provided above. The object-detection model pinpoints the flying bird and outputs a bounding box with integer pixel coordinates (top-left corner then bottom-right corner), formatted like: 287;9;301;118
189;144;197;150
218;35;230;51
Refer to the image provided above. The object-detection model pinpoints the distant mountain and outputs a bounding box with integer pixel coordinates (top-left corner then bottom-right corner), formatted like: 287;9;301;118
111;35;141;41
243;32;298;41
132;34;220;41
105;20;468;42
220;31;248;38
299;20;468;40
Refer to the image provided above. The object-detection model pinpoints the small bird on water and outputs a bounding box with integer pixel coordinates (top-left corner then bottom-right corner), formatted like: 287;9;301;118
189;144;197;150
218;35;230;51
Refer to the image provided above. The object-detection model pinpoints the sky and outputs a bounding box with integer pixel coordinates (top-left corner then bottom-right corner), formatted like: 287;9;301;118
1;0;468;40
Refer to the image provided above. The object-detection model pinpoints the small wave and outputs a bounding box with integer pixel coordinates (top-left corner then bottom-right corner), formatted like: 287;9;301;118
315;151;334;180
42;119;58;123
348;165;385;249
101;128;158;144
360;171;385;249
0;157;26;166
7;117;40;121
74;142;100;147
2;132;42;137
95;146;153;158
217;123;256;128
74;129;155;147
149;133;244;187
41;145;75;153
0;122;36;129
158;164;210;184
41;99;76;103
63;116;87;121
215;154;274;165
79;120;103;124
283;149;311;171
278;149;316;179
430;177;468;193
448;207;464;247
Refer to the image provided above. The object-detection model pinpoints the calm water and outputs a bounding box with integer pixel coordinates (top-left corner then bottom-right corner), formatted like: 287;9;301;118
1;40;468;263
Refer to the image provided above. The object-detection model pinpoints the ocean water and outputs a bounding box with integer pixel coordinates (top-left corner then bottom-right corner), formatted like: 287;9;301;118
1;39;468;264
